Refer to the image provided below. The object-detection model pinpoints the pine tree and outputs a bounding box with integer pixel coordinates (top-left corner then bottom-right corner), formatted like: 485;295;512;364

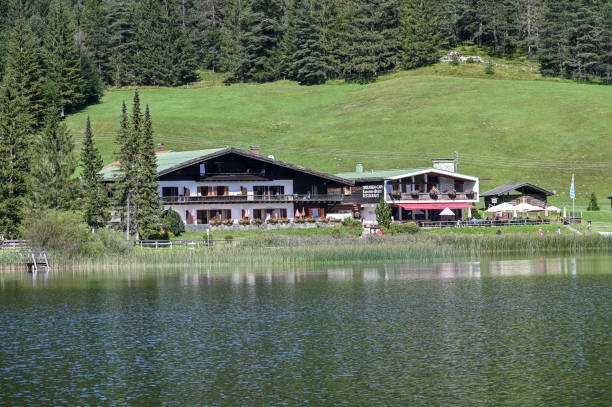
114;99;138;238
30;105;80;210
134;105;162;238
45;0;85;115
81;0;111;82
375;197;392;229
3;18;44;127
588;192;600;211
568;0;602;81
601;2;612;83
80;50;104;104
290;0;326;85
188;0;226;71
517;0;542;60
219;0;246;73
343;0;401;83
106;0;137;86
401;0;442;69
80;115;109;230
311;0;346;79
0;85;34;237
232;0;285;83
538;0;573;77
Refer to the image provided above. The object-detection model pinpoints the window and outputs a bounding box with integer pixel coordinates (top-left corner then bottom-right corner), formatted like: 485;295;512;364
254;185;284;196
162;187;179;197
217;186;227;196
343;186;352;195
197;186;209;196
199;163;206;175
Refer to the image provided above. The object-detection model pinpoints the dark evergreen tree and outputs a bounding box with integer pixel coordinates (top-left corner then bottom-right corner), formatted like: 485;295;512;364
517;0;542;60
538;0;572;77
219;0;246;73
3;18;44;127
44;0;85;115
80;50;104;104
343;0;401;83
114;99;138;238
106;0;137;86
290;0;326;85
401;0;442;69
375;197;392;228
601;2;612;83
162;209;184;236
232;0;285;83
568;0;602;81
134;105;162;238
30;105;80;210
588;192;600;211
81;0;110;81
311;0;346;79
0;85;34;237
80;115;109;230
187;0;225;71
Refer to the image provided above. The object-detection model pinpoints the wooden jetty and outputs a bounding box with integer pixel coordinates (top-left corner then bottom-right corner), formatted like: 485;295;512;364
18;251;50;272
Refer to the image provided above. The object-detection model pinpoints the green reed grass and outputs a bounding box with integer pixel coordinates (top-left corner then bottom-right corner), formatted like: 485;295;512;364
19;233;610;271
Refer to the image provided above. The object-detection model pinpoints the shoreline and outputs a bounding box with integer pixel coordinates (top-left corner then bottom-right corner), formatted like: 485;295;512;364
2;233;611;271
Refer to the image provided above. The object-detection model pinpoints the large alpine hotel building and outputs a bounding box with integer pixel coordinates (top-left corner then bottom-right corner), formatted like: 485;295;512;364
101;146;479;227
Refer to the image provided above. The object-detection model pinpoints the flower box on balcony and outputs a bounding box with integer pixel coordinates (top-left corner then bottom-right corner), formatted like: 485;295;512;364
429;187;439;199
410;190;420;199
466;189;475;199
448;189;457;199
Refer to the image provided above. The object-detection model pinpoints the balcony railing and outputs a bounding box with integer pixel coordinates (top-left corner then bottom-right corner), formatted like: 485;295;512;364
161;194;346;204
387;192;478;201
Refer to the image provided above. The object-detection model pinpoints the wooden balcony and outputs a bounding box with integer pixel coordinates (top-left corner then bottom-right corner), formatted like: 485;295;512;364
387;192;478;201
161;194;346;204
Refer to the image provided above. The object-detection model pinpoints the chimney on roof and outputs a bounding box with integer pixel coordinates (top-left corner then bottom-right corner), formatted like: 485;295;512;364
356;162;363;173
250;145;260;155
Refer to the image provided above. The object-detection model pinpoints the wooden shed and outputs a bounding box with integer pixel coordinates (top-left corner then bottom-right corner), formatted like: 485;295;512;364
481;183;555;209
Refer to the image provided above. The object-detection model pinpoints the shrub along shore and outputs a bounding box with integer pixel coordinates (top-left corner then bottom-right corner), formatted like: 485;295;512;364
2;233;611;271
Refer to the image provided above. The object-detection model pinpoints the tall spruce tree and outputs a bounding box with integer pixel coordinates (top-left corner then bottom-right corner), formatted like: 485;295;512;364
343;0;401;83
106;0;137;86
81;0;110;81
568;0;602;81
219;0;246;73
290;0;326;85
0;85;34;237
30;105;80;210
538;0;572;77
3;18;44;128
44;0;85;115
311;0;346;79
188;0;226;71
601;2;612;83
80;115;109;230
115;99;137;238
232;0;285;83
134;105;162;238
401;0;442;69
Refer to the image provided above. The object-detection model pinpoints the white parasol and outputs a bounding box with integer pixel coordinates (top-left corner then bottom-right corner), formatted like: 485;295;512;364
485;202;515;212
440;207;455;216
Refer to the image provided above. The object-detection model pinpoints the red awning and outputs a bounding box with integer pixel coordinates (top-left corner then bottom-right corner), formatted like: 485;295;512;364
396;203;475;210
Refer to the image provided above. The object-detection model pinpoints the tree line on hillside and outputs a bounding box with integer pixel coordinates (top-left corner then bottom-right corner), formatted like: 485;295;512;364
0;0;610;91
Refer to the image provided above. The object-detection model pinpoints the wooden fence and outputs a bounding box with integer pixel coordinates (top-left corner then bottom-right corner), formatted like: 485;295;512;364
0;240;29;250
134;239;237;248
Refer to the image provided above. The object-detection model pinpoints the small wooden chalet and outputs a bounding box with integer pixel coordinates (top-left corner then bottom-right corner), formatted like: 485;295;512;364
481;183;555;209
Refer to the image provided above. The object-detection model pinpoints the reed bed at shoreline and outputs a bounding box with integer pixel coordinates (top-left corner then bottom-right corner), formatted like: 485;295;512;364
2;233;610;271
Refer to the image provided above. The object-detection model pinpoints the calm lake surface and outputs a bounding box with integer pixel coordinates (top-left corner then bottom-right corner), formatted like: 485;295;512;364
1;255;611;406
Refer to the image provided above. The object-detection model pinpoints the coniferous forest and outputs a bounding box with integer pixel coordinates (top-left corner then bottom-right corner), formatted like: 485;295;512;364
0;0;610;99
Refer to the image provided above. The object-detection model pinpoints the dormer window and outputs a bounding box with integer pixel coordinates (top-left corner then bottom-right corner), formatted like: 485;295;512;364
199;163;206;175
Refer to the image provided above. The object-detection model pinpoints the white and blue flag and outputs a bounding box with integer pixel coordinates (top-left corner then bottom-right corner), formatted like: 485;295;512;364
569;173;575;200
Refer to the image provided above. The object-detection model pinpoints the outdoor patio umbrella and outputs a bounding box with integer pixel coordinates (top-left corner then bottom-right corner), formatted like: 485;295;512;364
515;202;543;212
440;207;455;216
485;202;515;212
302;207;306;217
563;207;567;217
468;207;472;218
546;206;561;212
295;209;300;218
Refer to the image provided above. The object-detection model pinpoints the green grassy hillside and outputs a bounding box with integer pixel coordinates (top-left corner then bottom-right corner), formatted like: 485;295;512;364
66;65;612;210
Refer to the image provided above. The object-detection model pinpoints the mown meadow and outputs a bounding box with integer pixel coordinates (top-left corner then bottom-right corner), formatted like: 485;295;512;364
65;64;612;211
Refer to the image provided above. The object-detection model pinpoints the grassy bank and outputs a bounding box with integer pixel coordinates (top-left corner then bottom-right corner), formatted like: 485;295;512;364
3;233;609;271
66;64;612;203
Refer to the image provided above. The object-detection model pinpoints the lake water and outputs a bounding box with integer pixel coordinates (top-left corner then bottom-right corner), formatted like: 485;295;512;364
1;256;611;406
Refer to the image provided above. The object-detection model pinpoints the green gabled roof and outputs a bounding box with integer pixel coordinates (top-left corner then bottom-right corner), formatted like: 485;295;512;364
335;168;429;181
100;148;226;180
